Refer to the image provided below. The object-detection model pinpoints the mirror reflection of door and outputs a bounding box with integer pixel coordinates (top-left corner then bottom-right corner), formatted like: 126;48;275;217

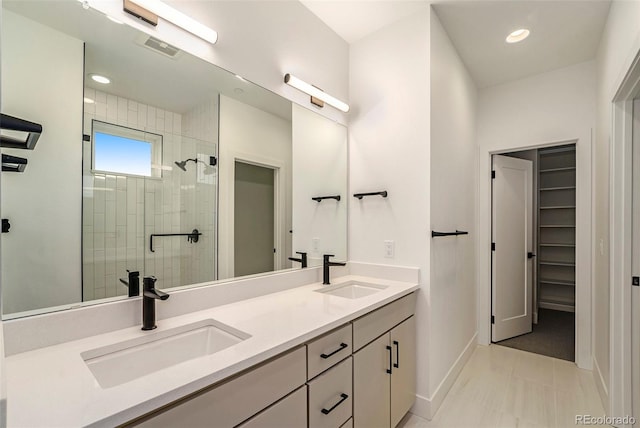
632;98;640;426
234;161;275;276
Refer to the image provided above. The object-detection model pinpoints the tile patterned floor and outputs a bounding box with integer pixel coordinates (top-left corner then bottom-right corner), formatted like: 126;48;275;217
398;344;608;428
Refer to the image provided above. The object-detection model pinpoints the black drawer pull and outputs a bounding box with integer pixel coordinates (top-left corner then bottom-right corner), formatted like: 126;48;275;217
321;393;349;415
386;345;393;374
393;340;400;368
320;342;348;359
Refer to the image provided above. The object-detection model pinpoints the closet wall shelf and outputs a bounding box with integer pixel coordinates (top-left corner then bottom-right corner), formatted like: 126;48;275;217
540;186;576;191
539;261;575;267
539;279;575;286
539;167;576;173
539;225;575;228
539;243;575;248
539;206;576;210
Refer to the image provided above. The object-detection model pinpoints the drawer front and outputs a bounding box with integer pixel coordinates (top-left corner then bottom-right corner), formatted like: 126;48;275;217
307;324;352;380
308;357;353;428
352;292;416;351
339;418;353;428
133;347;306;427
237;386;307;428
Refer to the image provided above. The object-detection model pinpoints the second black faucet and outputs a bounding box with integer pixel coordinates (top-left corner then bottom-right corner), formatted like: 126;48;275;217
323;254;346;285
142;276;169;330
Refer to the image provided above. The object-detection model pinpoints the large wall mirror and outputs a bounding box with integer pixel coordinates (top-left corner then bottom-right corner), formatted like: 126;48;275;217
0;0;347;318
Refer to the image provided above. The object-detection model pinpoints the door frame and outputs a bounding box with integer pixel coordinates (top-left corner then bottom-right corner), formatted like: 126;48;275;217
219;150;286;279
478;137;593;370
609;50;640;426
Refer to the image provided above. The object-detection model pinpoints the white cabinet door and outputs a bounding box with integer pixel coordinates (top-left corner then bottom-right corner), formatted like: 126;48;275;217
353;334;391;428
390;317;416;427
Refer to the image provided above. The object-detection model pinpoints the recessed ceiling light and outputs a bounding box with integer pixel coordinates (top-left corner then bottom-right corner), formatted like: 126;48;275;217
90;74;110;84
106;15;124;24
506;29;530;43
84;97;95;104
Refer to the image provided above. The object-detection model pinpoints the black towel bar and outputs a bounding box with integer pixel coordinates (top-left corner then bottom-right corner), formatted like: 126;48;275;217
150;229;202;252
312;195;341;202
431;230;469;238
1;154;27;172
1;113;43;150
353;191;388;199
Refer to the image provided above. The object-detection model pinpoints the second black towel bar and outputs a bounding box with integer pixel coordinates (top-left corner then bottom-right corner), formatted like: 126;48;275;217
1;113;43;150
353;191;388;199
431;230;469;238
149;229;202;252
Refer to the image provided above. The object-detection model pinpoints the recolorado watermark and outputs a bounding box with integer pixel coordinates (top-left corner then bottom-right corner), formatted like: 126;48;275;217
576;414;636;425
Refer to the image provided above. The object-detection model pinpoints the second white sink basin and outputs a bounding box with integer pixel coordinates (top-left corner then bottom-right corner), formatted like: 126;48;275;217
81;319;250;388
315;281;388;299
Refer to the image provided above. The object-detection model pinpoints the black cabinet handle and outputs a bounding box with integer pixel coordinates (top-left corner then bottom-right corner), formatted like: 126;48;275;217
386;345;393;374
393;340;400;368
321;393;349;415
320;342;348;359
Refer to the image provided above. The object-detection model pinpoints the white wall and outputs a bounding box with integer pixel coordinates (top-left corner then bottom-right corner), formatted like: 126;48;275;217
292;104;347;266
594;0;640;413
87;0;349;125
218;95;292;280
349;9;432;416
428;10;478;409
0;10;84;314
477;61;595;371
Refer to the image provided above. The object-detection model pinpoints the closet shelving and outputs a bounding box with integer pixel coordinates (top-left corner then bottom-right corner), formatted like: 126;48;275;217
537;145;576;312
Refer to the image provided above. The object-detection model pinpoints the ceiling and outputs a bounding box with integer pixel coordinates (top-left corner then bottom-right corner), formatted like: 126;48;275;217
300;0;611;88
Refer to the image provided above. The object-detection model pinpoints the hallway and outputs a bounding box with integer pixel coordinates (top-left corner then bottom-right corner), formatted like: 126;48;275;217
399;345;607;427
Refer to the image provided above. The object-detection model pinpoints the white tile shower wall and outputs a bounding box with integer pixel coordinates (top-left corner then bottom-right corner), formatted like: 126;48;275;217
83;89;194;299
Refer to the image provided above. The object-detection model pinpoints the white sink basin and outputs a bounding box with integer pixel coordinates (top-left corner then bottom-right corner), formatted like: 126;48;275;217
81;319;250;388
315;281;388;299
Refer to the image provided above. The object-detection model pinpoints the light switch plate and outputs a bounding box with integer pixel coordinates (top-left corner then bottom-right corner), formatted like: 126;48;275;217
384;240;394;258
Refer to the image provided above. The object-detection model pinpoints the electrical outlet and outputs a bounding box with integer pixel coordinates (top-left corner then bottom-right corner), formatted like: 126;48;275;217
384;240;394;258
312;238;320;252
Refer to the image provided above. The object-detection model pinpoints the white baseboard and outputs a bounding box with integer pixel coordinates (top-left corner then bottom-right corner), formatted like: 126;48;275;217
593;355;610;414
410;332;478;420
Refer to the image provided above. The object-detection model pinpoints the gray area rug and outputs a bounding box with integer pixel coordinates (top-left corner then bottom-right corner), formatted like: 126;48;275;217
495;308;575;361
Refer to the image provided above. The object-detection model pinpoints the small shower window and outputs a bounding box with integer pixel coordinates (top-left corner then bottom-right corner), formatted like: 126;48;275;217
92;120;162;178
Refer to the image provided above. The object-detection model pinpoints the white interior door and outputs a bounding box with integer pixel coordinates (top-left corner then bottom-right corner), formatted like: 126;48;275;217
492;154;533;342
632;99;640;427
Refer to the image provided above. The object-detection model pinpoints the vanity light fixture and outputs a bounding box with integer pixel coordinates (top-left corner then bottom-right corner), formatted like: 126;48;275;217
90;74;110;84
506;28;530;43
124;0;218;45
284;74;350;113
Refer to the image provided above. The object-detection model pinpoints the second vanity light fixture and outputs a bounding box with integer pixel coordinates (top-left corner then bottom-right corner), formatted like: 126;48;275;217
284;74;350;113
124;0;218;44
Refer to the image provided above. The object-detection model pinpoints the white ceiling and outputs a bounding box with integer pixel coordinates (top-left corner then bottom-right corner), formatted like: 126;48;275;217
433;1;611;88
300;0;430;44
300;0;611;88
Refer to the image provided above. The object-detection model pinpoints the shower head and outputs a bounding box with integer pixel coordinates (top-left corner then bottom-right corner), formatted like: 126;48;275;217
175;158;197;172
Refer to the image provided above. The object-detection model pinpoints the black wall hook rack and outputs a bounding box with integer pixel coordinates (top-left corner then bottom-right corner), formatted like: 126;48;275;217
312;195;341;202
353;191;388;200
1;113;43;150
431;230;469;238
1;154;27;172
150;229;202;252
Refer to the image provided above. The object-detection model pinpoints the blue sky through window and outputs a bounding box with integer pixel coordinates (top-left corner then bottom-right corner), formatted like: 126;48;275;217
94;132;152;176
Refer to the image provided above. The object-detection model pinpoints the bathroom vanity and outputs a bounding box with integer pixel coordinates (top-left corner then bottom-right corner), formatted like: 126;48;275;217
4;270;418;427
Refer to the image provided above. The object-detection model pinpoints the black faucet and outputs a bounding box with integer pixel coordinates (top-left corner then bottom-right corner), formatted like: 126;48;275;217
142;276;169;330
119;270;140;297
323;254;346;285
289;251;308;268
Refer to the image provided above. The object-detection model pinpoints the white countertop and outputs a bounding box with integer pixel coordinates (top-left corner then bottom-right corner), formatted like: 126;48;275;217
5;275;418;427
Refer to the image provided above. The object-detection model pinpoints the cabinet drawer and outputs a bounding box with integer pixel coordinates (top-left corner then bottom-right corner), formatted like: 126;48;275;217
308;357;353;428
339;418;353;428
352;292;416;351
132;347;306;427
237;386;307;428
307;324;352;380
